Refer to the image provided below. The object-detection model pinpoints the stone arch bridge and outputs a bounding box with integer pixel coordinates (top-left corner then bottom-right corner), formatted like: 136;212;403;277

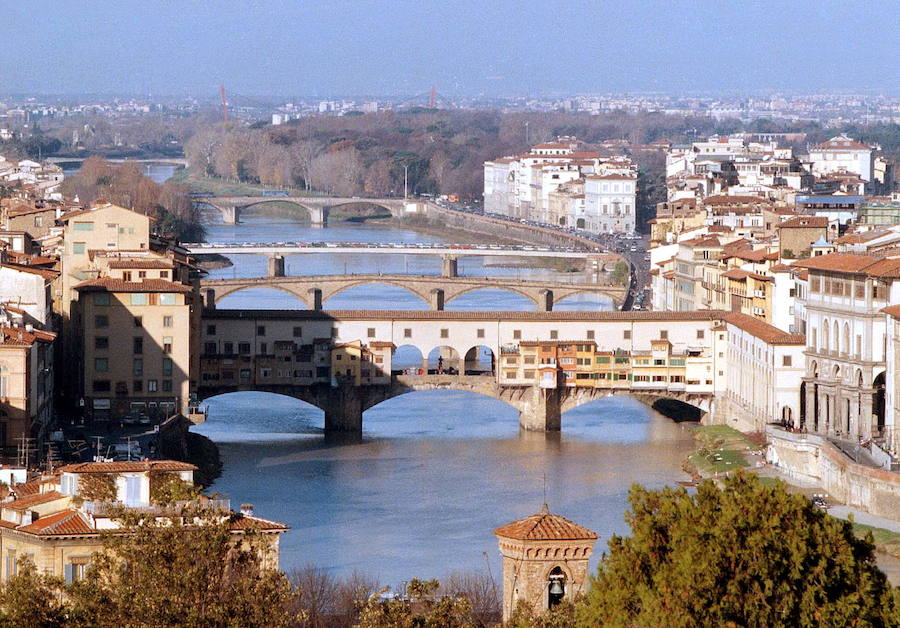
201;274;628;311
200;196;406;225
196;375;715;434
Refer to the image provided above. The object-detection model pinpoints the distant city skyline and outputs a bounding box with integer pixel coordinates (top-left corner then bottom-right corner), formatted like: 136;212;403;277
4;1;900;99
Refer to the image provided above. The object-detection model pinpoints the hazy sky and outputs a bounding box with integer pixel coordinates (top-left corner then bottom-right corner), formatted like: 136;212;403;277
3;1;898;98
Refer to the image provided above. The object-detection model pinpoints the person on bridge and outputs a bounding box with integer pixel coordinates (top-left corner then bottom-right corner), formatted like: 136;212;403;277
438;356;444;374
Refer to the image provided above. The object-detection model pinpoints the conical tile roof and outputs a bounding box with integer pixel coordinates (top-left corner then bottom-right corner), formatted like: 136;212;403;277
493;504;598;541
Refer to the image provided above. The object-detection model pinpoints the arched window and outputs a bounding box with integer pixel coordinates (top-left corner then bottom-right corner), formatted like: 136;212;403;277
832;321;839;353
547;566;566;609
842;322;850;355
822;320;829;352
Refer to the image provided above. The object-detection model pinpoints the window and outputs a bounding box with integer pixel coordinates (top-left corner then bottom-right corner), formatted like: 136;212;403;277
160;271;169;279
586;330;595;339
367;328;376;338
162;380;172;392
133;358;143;376
257;325;266;336
130;293;147;306
440;329;449;339
696;329;705;339
64;561;89;585
259;343;267;355
147;380;158;393
477;329;485;339
240;369;251;379
94;358;108;372
660;330;668;340
207;324;217;336
95;336;109;350
93;293;110;306
782;355;792;366
92;380;111;392
133;316;142;328
293;326;303;338
623;330;631;340
73;242;86;254
513;330;522;340
163;337;172;354
550;330;558;340
73;221;94;231
133;337;143;354
204;342;216;355
133;380;143;393
160;293;177;305
239;342;250;354
404;328;412;338
94;315;109;328
223;342;233;354
122;271;133;282
138;271;147;279
163;315;173;328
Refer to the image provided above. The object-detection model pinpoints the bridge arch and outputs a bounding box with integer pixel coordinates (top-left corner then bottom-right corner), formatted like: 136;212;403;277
211;284;309;308
322;280;430;309
444;285;541;310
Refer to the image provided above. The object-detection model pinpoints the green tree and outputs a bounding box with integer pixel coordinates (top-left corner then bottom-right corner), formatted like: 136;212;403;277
0;558;67;628
67;507;299;628
577;472;899;627
355;578;476;628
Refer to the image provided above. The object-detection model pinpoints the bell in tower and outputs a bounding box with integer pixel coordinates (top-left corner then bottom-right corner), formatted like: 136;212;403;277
493;504;598;622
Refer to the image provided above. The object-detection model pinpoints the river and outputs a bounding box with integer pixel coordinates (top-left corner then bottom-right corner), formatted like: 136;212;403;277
191;206;696;584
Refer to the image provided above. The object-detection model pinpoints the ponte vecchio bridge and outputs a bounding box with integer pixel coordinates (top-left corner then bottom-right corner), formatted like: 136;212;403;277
196;309;725;433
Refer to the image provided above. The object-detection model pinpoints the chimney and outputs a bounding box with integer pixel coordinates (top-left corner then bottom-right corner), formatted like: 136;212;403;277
240;503;254;517
25;323;33;333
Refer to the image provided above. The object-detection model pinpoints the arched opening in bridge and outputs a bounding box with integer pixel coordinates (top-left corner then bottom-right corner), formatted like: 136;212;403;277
362;389;521;437
392;344;425;374
445;288;536;312
327;202;393;222
195;391;325;437
553;293;615;312
463;345;495;376
427;346;461;374
217;286;308;310
324;284;429;310
647;398;705;423
239;201;314;223
560;395;692;444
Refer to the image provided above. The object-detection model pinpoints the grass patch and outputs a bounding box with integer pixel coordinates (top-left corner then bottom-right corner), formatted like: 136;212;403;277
850;522;900;558
685;425;755;475
172;168;324;198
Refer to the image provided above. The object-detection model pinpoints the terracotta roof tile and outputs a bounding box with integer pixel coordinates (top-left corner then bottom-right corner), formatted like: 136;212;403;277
227;514;290;532
494;505;598;541
779;216;828;229
3;490;67;510
58;461;197;473
17;509;95;536
0;326;56;347
107;259;173;269
793;253;900;277
204;310;727;323
73;278;192;293
724;313;805;345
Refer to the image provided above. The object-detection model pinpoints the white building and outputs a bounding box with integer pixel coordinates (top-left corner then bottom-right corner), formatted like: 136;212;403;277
724;312;806;432
583;174;636;233
808;134;875;182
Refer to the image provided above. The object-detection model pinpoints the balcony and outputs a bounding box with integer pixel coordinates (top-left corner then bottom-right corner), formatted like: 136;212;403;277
83;498;232;516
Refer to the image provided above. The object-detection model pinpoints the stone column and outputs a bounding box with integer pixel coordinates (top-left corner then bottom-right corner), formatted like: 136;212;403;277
850;394;860;440
307;288;323;311
539;289;554;312
204;288;216;309
518;386;562;432
430;288;445;311
267;254;285;278
860;392;874;440
804;381;815;431
441;255;459;278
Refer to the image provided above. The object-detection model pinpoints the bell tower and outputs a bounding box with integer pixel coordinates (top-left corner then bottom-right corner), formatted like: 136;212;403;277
493;504;598;622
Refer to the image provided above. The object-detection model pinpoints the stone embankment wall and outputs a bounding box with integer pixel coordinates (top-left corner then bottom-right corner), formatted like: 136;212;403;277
424;205;608;252
766;426;900;520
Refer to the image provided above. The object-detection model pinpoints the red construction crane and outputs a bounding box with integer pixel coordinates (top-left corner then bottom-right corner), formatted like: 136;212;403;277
220;84;229;122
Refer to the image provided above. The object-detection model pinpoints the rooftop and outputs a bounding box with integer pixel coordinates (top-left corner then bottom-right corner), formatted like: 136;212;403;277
724;313;805;345
494;504;599;541
58;461;197;473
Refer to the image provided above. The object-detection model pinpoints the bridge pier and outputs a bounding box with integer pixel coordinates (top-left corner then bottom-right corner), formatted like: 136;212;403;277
308;288;323;310
518;387;562;431
441;255;459;278
205;288;216;309
268;254;286;278
539;289;554;312
221;206;239;224
430;288;445;311
309;207;326;227
321;387;364;433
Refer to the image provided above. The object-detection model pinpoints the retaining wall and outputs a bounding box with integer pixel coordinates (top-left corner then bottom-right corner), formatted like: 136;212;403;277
766;426;900;520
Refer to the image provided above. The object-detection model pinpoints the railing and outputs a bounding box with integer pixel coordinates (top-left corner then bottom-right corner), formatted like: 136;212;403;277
83;498;231;516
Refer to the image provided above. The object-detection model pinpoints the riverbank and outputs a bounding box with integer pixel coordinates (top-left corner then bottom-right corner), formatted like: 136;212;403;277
681;423;900;583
